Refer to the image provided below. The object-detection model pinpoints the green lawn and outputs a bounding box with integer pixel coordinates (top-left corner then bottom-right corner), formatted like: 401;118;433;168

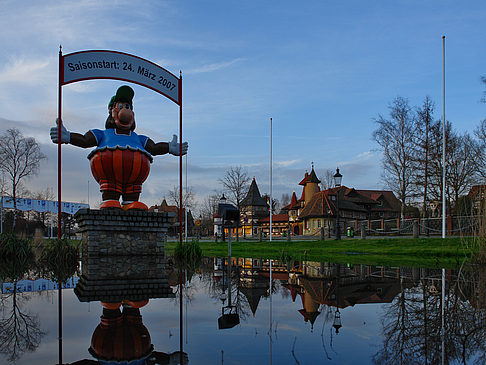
166;237;481;269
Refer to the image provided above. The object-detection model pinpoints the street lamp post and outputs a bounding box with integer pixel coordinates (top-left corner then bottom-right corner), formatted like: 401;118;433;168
220;194;226;242
334;168;342;240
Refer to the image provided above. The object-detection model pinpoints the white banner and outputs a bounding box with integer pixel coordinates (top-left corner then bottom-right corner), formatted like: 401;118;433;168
1;197;88;215
62;50;180;105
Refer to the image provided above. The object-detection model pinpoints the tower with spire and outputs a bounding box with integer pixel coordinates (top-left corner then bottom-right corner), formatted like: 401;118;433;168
240;177;270;237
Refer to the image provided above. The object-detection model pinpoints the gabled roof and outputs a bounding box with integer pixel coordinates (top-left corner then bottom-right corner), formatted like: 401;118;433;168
298;186;368;219
149;198;178;213
357;189;401;212
241;177;268;207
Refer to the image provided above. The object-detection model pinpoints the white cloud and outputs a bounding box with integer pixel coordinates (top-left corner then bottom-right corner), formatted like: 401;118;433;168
0;58;52;85
186;58;244;74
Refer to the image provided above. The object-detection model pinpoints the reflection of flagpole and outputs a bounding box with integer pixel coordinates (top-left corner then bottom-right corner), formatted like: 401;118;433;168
441;268;445;365
442;36;446;238
269;258;273;365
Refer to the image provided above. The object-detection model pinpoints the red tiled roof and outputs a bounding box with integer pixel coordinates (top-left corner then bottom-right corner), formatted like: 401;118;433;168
290;191;298;206
298;171;309;186
260;213;289;223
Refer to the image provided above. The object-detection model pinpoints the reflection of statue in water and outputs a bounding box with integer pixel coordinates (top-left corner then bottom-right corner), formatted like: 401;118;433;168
68;300;187;365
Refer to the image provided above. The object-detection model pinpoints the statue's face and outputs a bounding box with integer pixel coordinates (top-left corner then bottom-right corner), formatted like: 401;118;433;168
112;101;134;131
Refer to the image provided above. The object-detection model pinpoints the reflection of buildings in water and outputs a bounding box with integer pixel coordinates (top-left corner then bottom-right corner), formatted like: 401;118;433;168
208;257;486;335
239;272;269;316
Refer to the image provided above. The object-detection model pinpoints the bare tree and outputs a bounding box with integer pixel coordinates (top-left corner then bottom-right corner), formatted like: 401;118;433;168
280;193;290;207
198;192;221;236
447;132;479;206
320;169;336;190
31;187;55;229
473;118;486;179
218;166;251;210
167;185;196;210
413;96;435;217
373;97;417;219
262;194;279;214
425;121;478;211
0;129;46;229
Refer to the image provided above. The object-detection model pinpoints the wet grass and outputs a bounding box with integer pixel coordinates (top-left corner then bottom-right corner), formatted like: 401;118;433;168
173;239;203;272
166;237;474;269
39;238;80;283
0;233;36;281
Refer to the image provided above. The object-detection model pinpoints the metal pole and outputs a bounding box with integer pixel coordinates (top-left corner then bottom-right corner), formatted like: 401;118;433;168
57;45;63;365
269;257;273;365
179;72;183;247
57;46;63;240
442;36;446;238
441;268;445;364
185;153;188;241
270;117;272;242
228;226;232;306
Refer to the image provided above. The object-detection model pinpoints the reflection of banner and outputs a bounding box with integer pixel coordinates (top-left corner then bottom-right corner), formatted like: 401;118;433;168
1;197;88;214
2;277;79;294
62;50;180;105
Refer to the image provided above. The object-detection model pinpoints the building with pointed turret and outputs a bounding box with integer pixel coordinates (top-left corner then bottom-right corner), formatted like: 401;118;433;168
239;177;269;237
281;166;400;236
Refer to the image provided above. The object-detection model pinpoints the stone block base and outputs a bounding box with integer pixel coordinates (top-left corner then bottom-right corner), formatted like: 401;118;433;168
74;208;174;256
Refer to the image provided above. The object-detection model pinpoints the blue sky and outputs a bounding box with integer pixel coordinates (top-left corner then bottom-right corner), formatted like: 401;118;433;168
1;1;485;210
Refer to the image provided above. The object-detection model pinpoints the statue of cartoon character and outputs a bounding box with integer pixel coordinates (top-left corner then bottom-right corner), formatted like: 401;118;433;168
50;85;188;210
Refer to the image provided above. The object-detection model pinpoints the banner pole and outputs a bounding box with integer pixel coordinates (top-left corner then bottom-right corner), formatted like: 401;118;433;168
179;72;183;247
57;44;64;365
442;35;446;239
57;46;63;240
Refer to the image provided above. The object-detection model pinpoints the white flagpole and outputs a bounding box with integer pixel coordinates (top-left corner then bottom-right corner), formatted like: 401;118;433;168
270;117;273;242
442;35;446;238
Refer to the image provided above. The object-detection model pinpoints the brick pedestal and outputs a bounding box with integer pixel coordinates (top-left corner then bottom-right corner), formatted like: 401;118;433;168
73;209;176;302
75;209;175;256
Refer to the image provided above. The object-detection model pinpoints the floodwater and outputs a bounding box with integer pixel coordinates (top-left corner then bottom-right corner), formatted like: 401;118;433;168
1;255;485;364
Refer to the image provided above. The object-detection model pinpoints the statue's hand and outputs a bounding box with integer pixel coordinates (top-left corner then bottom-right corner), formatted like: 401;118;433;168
168;134;188;156
50;119;71;144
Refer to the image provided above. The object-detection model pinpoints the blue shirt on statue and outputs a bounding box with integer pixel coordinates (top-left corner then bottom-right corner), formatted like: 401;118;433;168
87;129;153;162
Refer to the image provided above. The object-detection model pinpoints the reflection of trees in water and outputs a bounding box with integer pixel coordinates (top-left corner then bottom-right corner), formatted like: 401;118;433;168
0;283;45;362
372;268;486;365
